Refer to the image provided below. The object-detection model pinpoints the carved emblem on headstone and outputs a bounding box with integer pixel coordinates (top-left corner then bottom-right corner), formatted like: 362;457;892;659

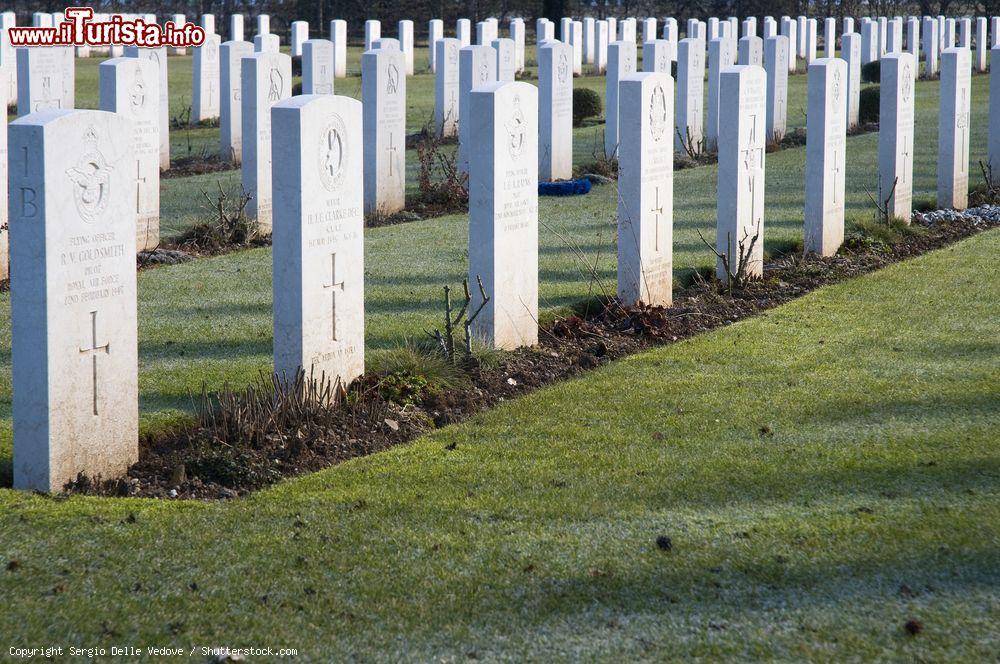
478;60;489;83
129;65;146;111
387;63;399;94
832;67;841;104
649;84;668;141
66;126;113;223
268;67;283;102
505;94;527;158
557;51;569;84
901;65;912;101
318;114;347;191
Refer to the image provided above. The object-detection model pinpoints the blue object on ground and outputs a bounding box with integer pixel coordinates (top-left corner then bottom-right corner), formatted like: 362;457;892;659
538;178;592;196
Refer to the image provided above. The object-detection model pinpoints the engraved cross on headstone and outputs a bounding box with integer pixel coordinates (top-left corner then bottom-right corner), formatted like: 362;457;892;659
742;117;764;224
135;160;146;214
650;186;664;251
832;147;842;204
899;139;910;183
387;133;398;177
79;311;110;416
323;253;346;341
956;86;968;169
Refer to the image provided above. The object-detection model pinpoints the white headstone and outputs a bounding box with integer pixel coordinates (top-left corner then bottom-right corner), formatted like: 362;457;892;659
201;13;215;34
764;35;789;143
887;17;904;53
958;18;971;49
219;40;253;163
100;57;160;251
621;18;637;42
254;32;280;54
302;39;335;94
364;20;381;51
675;37;704;154
781;16;797;72
643;17;657;43
583;17;595;64
643;39;674;73
330;20;347;78
861;20;878;65
191;35;220;122
944;18;956;48
538;40;573;181
241;52;292;232
824;17;836;57
923;17;940;77
479;20;498;46
804;58;847;256
975;17;988;71
271;94;365;387
797;16;807;57
716;65;765;281
0;14;18;105
906;17;920;60
594;20;609;73
0;69;6;280
468;81;538;349
254;14;268;36
362;44;406;216
16;47;73;117
878;53;916;222
493;38;516;82
569;20;583;75
291;20;309;57
841;32;862;128
738;35;763;66
397;20;414;75
459;44;497;172
230;14;244;42
605;40;637;158
11;109;137;492
170;13;187;55
560;17;572;43
435;38;461;137
457;18;472;46
124;46;169;171
938;48;971;210
843;17;854;36
511;18;526;72
708;17;720;40
617;72;674;307
706;37;733;151
805;18;818;63
764;16;777;39
879;17;889;54
428;19;444;72
607;17;617;41
664;17;678;44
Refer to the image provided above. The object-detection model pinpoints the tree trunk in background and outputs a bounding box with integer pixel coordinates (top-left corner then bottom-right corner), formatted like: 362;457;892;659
543;0;565;25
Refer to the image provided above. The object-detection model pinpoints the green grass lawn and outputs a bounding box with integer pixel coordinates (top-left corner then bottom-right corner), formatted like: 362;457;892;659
1;229;996;659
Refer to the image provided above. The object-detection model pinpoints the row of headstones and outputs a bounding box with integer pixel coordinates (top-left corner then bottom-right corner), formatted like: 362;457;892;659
8;42;995;491
2;8;993;279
